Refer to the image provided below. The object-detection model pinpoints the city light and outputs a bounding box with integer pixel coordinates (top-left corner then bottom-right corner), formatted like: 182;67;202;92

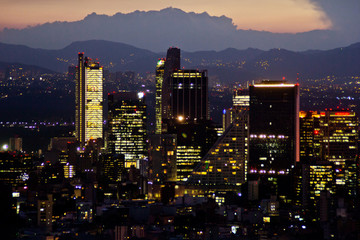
2;144;8;151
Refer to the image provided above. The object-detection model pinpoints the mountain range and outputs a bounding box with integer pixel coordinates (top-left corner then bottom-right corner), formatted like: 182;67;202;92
0;8;357;52
0;40;360;84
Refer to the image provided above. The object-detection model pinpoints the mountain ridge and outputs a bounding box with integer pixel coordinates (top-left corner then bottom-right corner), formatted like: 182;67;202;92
0;40;359;85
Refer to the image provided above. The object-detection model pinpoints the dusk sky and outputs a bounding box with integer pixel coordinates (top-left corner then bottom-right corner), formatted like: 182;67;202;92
0;0;335;33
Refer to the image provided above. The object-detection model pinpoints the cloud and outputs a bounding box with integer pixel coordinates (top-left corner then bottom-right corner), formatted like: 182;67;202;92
311;0;360;45
312;0;360;31
0;7;356;51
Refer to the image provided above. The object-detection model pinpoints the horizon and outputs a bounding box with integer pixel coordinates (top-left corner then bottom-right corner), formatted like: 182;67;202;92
1;38;360;53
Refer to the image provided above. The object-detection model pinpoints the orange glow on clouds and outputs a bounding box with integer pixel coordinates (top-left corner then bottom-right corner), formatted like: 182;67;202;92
0;0;332;33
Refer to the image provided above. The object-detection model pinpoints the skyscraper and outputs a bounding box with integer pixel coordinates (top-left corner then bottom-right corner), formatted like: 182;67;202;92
170;70;209;121
155;47;214;183
155;58;165;134
157;47;209;127
249;80;300;174
108;91;147;169
299;111;322;162
299;109;358;192
161;48;181;125
75;53;103;147
299;110;358;166
148;134;177;183
321;110;358;167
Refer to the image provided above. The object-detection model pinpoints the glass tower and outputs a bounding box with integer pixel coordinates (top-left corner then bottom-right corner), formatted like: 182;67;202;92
75;53;103;146
108;91;147;169
155;58;165;134
249;80;300;174
170;70;209;121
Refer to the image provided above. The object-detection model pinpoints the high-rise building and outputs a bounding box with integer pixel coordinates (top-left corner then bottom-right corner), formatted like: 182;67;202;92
170;70;209;121
149;134;177;183
297;162;335;212
176;145;202;182
299;110;358;191
299;111;322;162
155;48;213;183
320;110;358;168
75;53;103;147
189;109;249;187
108;91;147;169
155;58;165;134
158;48;209;127
165;119;217;182
161;48;181;124
249;80;300;174
299;110;358;166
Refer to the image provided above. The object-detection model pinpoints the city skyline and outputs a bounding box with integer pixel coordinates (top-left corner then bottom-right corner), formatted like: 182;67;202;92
0;44;360;239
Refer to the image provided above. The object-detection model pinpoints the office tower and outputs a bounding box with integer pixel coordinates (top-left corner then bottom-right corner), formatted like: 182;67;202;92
75;53;103;147
299;111;322;162
298;162;335;212
155;58;165;134
159;48;209;124
157;47;209;125
167;68;210;181
299;110;358;166
170;70;209;121
249;80;299;174
149;134;177;183
161;48;181;123
155;48;213;183
320;110;358;168
300;110;358;192
165;119;217;182
108;91;147;169
176;145;202;182
189;109;249;187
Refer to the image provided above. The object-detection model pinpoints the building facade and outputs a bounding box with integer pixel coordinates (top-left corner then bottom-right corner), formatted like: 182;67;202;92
108;92;147;169
170;70;209;122
155;58;165;134
249;80;300;174
75;53;103;147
